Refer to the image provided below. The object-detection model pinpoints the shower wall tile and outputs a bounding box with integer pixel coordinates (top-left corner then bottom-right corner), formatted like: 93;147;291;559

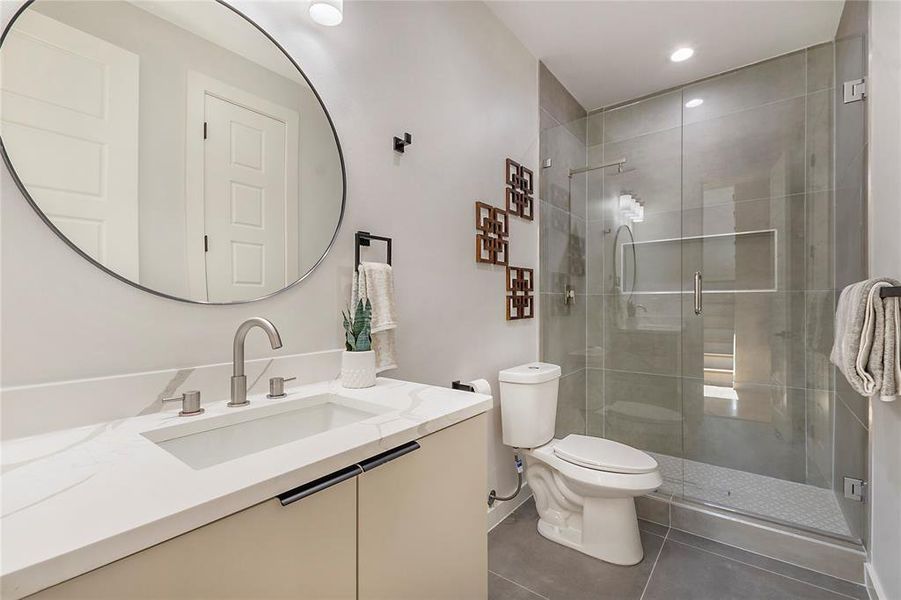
586;294;605;368
835;373;868;429
805;291;835;392
833;397;868;542
682;51;806;125
806;42;835;93
586;219;608;295
587;111;604;146
806;90;834;193
603;90;681;143
682;292;806;390
586;367;604;437
604;294;682;376
586;144;605;221
555;368;587;438
603;126;683;216
682;380;807;483
604;370;682;456
682;96;806;210
680;193;813;294
806;191;834;291
540;202;585;295
539;106;557;133
539;119;587;216
539;291;586;376
834;186;867;290
539;62;587;143
806;389;834;488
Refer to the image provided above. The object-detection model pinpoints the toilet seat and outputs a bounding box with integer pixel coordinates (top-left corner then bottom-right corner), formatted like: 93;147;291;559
553;434;658;474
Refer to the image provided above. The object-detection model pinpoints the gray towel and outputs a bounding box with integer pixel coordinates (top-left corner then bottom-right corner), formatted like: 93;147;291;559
831;278;901;401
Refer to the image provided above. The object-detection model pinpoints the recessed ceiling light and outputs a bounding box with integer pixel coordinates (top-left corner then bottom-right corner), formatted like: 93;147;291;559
670;47;695;62
684;98;704;108
309;0;343;26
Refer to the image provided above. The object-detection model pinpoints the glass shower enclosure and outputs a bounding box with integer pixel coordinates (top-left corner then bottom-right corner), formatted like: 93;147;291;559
540;39;867;543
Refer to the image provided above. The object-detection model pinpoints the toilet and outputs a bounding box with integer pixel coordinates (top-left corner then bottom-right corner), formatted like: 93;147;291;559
498;362;663;566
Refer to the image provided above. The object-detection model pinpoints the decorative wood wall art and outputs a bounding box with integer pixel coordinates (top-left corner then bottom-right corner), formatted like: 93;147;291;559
505;158;534;221
505;266;534;320
475;201;509;265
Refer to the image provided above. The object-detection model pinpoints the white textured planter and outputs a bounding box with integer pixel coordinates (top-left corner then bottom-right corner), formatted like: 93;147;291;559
341;350;376;388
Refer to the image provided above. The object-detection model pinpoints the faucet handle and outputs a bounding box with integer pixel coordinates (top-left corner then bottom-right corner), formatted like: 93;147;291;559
267;376;296;399
162;390;204;417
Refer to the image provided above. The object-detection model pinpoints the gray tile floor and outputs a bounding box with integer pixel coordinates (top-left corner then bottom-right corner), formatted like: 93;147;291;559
488;499;867;600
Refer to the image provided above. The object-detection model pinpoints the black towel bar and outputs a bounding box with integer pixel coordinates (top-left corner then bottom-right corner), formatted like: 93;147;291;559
880;286;901;298
355;231;392;266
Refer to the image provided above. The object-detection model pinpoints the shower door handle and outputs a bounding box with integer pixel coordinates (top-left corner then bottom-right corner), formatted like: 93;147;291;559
693;271;703;315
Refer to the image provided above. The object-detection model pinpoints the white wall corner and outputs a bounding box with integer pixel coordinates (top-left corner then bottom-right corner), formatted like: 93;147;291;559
866;562;888;600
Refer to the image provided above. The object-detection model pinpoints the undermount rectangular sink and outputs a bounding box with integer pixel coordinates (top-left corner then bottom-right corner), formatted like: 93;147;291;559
143;394;390;469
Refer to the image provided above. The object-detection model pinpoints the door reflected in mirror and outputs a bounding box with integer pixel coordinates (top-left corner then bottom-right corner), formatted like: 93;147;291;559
0;0;344;303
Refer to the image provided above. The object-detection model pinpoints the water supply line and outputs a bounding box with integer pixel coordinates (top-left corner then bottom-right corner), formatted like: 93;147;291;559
488;452;524;506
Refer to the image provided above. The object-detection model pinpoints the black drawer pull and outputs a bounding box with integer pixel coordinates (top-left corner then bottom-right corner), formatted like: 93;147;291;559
358;441;420;472
277;464;363;506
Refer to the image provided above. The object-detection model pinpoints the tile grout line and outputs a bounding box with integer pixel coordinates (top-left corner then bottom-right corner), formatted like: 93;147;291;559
664;537;864;600
488;569;550;600
638;524;670;600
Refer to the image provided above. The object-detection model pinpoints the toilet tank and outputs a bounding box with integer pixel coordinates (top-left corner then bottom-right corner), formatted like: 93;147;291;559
498;363;562;448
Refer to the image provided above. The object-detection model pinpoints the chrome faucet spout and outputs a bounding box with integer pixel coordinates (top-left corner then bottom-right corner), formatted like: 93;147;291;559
229;317;283;407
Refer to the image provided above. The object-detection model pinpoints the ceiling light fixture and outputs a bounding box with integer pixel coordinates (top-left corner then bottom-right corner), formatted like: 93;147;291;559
309;0;343;26
684;98;704;108
670;47;694;62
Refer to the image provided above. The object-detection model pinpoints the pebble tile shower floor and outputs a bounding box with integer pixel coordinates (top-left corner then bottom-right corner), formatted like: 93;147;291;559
488;499;867;600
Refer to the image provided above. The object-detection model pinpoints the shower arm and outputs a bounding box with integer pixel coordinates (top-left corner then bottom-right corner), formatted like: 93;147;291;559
568;157;627;178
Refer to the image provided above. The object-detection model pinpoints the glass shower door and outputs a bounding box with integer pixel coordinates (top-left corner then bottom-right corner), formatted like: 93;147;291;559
588;91;685;501
678;49;852;539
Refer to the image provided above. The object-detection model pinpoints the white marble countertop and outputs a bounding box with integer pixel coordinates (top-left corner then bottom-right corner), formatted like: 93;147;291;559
0;378;492;599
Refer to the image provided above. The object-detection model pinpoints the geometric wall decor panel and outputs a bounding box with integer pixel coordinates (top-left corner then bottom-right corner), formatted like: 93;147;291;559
475;201;509;266
505;265;534;320
505;158;533;221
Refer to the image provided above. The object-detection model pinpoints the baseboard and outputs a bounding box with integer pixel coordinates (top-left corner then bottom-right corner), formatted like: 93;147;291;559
865;563;887;600
486;482;532;532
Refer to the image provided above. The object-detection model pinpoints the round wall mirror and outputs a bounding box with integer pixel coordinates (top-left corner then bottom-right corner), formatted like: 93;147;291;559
0;0;345;303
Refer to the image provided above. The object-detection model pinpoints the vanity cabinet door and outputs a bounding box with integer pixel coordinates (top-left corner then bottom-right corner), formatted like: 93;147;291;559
28;478;357;599
357;413;488;600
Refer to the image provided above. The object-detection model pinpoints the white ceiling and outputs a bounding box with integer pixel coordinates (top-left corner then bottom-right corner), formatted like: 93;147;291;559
486;1;843;110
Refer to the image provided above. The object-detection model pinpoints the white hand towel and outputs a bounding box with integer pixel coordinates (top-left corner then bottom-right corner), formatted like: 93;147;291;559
831;278;900;401
353;262;398;373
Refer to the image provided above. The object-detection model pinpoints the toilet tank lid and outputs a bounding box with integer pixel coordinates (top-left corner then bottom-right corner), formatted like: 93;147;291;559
498;363;562;384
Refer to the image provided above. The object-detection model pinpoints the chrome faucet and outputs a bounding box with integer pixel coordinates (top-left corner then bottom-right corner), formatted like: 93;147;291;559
229;317;283;407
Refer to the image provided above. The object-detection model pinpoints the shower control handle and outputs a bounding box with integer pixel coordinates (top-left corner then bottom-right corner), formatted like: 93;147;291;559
694;271;703;315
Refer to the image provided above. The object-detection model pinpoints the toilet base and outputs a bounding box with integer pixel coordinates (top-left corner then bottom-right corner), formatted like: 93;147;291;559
535;496;644;566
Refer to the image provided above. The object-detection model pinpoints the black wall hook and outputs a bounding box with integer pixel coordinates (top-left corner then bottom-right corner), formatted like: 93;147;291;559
393;132;412;153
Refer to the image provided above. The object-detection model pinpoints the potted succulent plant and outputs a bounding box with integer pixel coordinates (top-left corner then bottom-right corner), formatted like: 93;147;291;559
341;299;376;388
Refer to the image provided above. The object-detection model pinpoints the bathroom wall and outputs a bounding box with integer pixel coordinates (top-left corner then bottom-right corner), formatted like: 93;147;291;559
537;63;588;438
583;46;839;493
866;1;901;597
0;1;539;515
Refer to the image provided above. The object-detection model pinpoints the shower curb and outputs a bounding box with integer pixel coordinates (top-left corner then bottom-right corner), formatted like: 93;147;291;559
636;493;866;584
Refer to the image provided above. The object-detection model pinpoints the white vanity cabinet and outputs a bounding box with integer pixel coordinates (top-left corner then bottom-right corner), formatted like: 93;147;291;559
26;414;487;600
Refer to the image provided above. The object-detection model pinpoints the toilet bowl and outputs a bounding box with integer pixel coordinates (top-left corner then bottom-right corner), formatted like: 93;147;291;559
498;363;662;566
522;435;662;565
